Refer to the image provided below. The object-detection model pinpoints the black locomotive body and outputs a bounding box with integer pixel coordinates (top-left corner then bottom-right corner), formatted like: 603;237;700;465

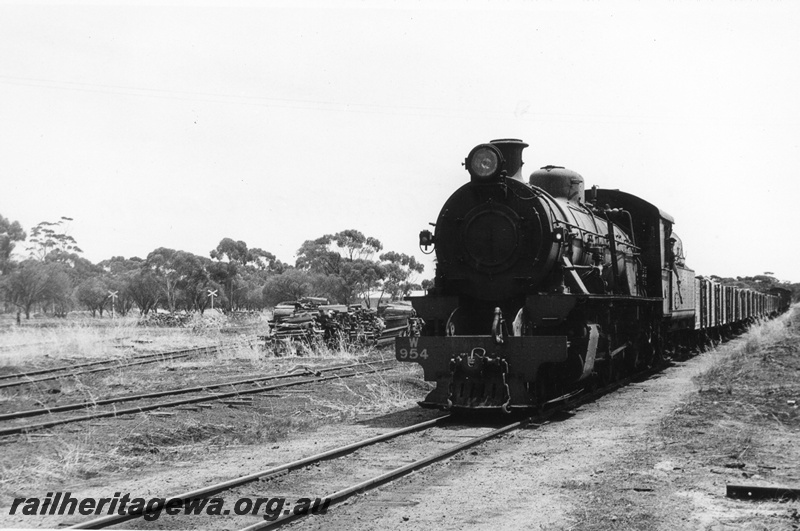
396;139;787;411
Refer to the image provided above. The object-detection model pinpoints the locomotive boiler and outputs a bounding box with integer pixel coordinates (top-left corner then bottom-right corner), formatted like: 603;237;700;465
396;139;784;411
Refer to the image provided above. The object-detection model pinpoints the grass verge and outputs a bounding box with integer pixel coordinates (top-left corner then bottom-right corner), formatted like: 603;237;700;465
568;309;800;531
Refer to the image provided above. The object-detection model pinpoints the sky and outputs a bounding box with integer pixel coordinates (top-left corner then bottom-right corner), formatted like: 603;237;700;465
1;0;799;283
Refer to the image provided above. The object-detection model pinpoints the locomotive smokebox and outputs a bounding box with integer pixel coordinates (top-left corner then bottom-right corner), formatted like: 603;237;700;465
529;166;585;204
490;138;528;181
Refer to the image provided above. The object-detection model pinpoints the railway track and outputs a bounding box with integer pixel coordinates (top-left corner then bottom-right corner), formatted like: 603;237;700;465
0;361;396;437
0;345;223;390
64;360;662;530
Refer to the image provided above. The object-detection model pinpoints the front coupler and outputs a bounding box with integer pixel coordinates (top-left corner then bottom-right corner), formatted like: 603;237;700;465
449;348;511;410
396;336;567;409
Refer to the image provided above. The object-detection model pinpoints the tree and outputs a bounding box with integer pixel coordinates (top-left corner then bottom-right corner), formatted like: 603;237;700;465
234;268;272;311
99;256;143;276
209;238;284;311
379;251;425;301
295;235;341;275
107;275;134;316
207;260;236;310
296;230;384;273
127;271;161;316
340;259;385;307
174;254;213;313
27;217;82;260
1;260;63;318
210;238;251;265
43;264;74;317
142;248;221;313
0;214;26;275
46;249;97;275
332;229;383;261
294;230;387;305
209;238;250;311
75;277;110;317
249;248;286;273
262;268;318;306
145;248;182;312
98;256;145;316
242;283;267;310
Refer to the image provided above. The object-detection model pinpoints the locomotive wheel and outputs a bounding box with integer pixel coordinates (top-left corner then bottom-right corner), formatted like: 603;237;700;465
587;370;602;392
604;357;622;384
595;359;618;386
531;375;548;412
639;331;656;368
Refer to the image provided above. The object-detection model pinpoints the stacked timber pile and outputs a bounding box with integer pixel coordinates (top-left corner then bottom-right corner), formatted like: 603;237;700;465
320;305;386;347
264;298;424;350
268;298;330;342
376;301;419;346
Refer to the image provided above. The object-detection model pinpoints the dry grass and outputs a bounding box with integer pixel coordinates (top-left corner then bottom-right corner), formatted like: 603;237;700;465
0;322;221;368
646;308;800;528
0;311;423;504
0;310;275;368
557;309;800;531
263;338;365;360
0;319;394;413
0;408;318;500
0;323;129;366
0;426;154;496
664;305;800;470
306;364;429;420
0;309;390;369
238;412;318;443
0;382;378;498
698;310;798;396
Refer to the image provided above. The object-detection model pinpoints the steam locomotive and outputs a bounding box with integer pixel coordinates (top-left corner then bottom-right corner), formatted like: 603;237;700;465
396;139;791;411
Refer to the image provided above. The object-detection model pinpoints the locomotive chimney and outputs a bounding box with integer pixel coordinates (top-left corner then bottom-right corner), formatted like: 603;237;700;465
490;138;528;181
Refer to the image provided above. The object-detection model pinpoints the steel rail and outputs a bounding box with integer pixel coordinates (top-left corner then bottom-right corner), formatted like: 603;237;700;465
66;415;450;529
246;364;667;530
0;347;219;391
0;364;395;437
63;355;672;529
0;345;214;382
0;361;387;421
243;418;528;531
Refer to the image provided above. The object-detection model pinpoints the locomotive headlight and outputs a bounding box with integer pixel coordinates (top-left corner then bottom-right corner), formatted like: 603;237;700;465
466;144;504;181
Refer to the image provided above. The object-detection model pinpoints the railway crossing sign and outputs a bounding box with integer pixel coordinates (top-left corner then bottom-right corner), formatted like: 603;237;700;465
108;290;119;319
207;289;218;310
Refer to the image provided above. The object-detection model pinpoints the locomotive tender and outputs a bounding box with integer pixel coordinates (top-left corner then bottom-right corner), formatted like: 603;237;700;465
396;139;791;411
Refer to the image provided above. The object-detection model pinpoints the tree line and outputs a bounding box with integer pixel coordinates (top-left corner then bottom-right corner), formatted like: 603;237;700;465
0;215;428;319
